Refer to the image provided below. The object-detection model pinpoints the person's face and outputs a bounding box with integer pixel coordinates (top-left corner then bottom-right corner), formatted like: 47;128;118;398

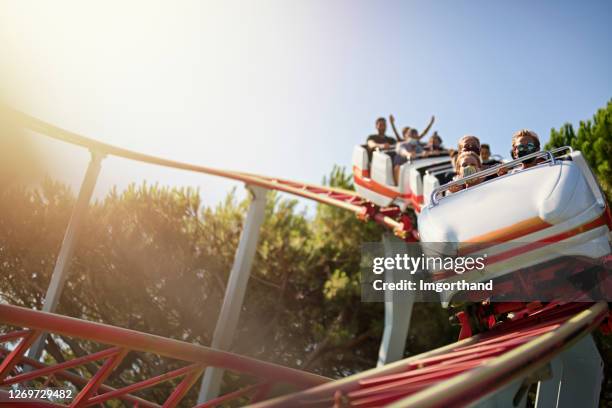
512;135;538;159
429;136;441;148
376;119;387;134
407;129;419;140
402;127;411;140
459;137;480;155
481;147;490;161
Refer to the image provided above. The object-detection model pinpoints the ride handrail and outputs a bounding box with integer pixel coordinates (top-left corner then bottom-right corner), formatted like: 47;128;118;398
549;145;574;157
430;148;560;206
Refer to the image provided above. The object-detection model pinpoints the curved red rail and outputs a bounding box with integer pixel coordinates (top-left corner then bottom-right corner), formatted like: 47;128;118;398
5;108;414;237
1;303;606;407
0;304;329;407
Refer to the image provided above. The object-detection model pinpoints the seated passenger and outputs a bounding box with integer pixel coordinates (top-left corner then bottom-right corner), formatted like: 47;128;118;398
480;143;502;166
457;135;481;155
366;117;397;152
449;148;458;168
447;151;484;194
451;135;481;169
498;129;541;176
424;132;444;154
511;129;540;166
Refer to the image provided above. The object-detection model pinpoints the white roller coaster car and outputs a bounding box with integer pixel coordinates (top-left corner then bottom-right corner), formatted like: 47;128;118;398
417;147;612;304
352;145;451;212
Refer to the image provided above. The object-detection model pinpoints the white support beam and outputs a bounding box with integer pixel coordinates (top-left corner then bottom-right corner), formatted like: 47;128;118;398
535;335;603;408
197;185;268;403
27;151;104;360
472;334;602;408
377;233;415;366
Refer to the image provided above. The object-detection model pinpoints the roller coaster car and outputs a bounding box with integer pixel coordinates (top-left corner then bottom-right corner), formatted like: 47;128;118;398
418;147;612;304
352;145;451;212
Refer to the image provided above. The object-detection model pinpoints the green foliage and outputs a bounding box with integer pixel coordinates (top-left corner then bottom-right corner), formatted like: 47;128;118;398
546;99;612;201
0;166;455;404
546;99;612;405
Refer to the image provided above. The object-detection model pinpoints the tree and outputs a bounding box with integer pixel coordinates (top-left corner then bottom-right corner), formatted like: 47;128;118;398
546;99;612;201
0;166;455;405
546;99;612;405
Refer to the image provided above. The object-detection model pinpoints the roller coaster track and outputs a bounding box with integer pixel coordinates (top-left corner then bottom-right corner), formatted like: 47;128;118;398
251;302;608;407
5;109;415;239
0;304;330;407
0;108;609;407
0;303;607;407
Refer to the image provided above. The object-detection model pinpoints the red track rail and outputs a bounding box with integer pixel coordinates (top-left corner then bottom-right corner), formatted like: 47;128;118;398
6;108;414;238
250;302;608;407
0;304;329;407
1;304;605;407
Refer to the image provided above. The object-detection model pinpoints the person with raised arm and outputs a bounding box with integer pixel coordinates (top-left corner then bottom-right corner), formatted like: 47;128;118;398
392;115;436;162
389;114;435;143
392;128;422;183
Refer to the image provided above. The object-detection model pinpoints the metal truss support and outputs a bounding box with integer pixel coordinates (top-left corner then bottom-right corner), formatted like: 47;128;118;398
197;185;268;403
377;233;415;366
27;150;104;360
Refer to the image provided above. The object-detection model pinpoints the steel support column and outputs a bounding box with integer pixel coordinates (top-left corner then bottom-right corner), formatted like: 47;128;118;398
197;185;268;403
534;335;603;408
377;233;415;366
472;334;603;408
27;150;104;360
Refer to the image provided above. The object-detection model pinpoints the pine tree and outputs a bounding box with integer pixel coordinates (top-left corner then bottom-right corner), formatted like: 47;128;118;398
546;99;612;201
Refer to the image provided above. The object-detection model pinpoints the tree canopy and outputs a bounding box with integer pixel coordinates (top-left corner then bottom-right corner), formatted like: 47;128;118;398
545;98;612;405
545;99;612;201
0;165;454;405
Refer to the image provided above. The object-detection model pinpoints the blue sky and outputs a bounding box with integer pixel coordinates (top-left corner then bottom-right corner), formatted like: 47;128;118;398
1;0;610;210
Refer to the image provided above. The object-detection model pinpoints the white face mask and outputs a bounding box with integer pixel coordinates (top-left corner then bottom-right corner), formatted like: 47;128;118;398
462;165;478;177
